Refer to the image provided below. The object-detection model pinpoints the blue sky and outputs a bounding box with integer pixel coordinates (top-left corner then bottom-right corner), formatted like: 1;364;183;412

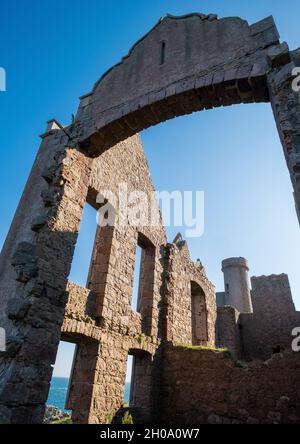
1;1;300;378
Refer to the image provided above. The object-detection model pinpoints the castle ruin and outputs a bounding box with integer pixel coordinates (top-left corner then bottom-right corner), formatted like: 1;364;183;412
0;12;300;424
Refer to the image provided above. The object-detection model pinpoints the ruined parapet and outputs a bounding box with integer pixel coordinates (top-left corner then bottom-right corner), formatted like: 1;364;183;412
221;257;253;313
239;274;300;360
217;263;300;360
251;274;296;315
216;270;300;361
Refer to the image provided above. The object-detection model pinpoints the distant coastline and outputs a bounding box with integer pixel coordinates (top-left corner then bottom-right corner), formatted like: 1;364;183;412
47;377;130;412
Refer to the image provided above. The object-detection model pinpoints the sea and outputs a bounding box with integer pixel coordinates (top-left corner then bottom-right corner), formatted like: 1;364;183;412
47;377;131;412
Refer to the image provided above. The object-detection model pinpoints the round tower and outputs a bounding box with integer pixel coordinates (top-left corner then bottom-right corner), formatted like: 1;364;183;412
221;257;253;313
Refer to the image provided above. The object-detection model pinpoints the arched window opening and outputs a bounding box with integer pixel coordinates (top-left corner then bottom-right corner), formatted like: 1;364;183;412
191;281;208;346
68;203;98;288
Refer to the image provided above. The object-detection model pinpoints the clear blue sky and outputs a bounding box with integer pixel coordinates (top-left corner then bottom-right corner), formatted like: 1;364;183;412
1;1;300;378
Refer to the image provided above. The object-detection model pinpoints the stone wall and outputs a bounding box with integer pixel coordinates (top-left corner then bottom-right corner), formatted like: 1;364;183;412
59;135;167;424
216;307;241;359
0;11;300;424
162;343;300;424
216;274;300;361
163;235;216;347
77;14;279;155
240;275;300;360
57;127;219;423
268;48;300;223
88;134;167;338
63;282;160;423
0;123;92;423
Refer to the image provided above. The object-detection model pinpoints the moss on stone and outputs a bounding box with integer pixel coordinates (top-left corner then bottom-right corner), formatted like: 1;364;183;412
174;343;232;358
51;416;72;425
122;411;134;424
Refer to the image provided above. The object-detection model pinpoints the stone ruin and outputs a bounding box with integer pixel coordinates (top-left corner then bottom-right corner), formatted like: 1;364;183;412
0;12;300;424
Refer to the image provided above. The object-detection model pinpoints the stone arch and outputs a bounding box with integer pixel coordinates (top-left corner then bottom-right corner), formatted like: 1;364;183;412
75;13;300;222
191;281;208;346
77;14;275;156
0;11;299;425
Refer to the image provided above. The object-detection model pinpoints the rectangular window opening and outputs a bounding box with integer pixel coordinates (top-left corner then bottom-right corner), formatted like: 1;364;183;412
191;282;208;346
124;355;133;405
68;202;98;288
124;351;152;421
47;341;77;416
160;41;166;65
131;245;143;312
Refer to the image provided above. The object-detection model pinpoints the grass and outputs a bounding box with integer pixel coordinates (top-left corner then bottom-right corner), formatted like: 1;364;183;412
122;411;134;425
174;343;232;357
137;333;146;346
173;343;251;367
50;417;72;425
104;412;114;424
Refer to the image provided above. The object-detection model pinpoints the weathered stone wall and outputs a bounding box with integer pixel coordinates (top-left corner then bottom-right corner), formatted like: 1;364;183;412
0;11;300;424
0;123;92;424
62;279;160;424
163;235;216;347
216;307;241;359
216;274;300;361
59;135;167;424
59;128;219;422
240;274;300;360
162;343;300;424
88;134;167;338
268;48;300;222
63;311;159;424
77;14;279;155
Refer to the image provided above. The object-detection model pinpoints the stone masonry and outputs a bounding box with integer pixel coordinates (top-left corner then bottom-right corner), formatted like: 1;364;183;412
217;260;300;361
0;12;300;424
162;345;300;424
